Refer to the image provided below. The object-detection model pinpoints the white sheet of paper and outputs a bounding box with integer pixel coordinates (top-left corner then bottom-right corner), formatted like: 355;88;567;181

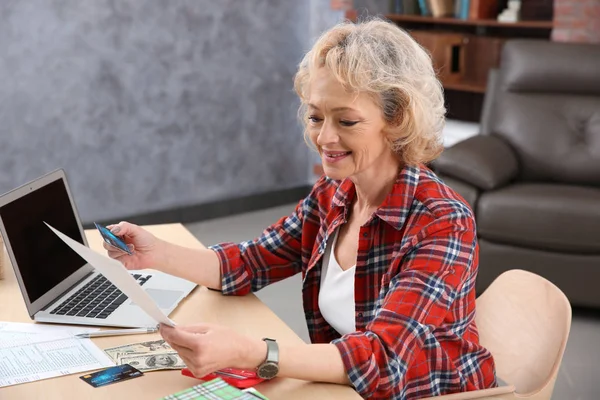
0;321;98;347
45;223;176;327
0;322;114;388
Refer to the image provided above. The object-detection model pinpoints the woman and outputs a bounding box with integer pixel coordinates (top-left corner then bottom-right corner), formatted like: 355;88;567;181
105;19;496;399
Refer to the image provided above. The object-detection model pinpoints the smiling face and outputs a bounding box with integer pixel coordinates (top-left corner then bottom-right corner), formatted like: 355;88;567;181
307;68;399;182
295;20;446;175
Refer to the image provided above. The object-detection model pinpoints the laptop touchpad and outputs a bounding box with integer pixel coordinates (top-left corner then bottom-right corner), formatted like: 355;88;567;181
144;289;183;309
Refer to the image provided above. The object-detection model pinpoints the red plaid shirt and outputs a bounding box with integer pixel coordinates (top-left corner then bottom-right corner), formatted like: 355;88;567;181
211;164;497;399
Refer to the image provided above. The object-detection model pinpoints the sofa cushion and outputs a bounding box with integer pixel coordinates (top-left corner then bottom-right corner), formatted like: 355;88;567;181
490;92;600;186
478;183;600;253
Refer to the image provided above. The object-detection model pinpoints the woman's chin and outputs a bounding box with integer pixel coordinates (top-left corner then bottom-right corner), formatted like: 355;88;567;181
323;167;348;181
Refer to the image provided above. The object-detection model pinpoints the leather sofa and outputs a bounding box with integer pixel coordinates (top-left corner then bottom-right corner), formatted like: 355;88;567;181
433;40;600;308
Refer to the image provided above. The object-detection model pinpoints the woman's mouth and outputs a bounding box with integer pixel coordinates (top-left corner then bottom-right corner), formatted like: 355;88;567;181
323;150;352;163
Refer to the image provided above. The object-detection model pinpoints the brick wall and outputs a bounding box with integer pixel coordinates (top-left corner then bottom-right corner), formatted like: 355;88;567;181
552;0;600;43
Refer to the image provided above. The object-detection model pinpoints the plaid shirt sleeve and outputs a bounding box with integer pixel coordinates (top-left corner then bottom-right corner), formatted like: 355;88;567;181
332;212;479;399
209;195;311;295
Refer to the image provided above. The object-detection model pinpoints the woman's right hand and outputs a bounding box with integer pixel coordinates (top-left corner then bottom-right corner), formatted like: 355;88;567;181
103;221;165;271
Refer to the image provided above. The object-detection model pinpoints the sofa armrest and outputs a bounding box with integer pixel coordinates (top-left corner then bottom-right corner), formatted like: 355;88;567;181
433;135;519;191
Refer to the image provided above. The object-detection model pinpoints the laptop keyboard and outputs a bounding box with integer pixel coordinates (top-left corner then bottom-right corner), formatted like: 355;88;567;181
49;273;151;319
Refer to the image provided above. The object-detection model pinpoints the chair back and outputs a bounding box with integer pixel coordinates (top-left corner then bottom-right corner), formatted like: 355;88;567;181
485;39;600;186
475;269;571;398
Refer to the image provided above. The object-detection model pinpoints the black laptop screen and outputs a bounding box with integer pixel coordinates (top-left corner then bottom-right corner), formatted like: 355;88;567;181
0;178;86;304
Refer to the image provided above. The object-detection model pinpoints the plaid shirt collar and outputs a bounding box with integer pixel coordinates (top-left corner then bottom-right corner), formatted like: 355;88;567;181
330;164;421;231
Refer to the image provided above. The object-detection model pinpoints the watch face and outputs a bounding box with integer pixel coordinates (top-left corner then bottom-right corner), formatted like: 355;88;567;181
258;361;279;379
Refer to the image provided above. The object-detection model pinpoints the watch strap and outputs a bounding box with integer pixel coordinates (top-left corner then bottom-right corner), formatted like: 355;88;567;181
263;338;279;363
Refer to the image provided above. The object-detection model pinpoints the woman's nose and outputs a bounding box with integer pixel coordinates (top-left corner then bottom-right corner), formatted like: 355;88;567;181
316;124;339;146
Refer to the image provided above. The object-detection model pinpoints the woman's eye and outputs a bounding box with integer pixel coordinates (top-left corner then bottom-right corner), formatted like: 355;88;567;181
308;116;323;123
340;120;358;127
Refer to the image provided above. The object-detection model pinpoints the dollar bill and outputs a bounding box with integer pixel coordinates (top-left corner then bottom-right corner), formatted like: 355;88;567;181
118;352;186;372
104;339;173;362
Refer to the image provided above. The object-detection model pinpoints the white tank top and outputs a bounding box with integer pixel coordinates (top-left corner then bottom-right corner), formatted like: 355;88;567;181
318;229;356;336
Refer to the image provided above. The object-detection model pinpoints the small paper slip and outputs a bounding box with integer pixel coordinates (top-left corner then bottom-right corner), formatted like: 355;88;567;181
45;223;175;327
161;378;269;400
0;322;114;388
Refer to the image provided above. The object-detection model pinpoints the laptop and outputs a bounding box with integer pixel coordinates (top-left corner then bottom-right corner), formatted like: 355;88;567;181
0;169;196;328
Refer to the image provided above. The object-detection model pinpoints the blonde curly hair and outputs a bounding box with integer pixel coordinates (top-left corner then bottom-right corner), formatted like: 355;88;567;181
294;18;445;166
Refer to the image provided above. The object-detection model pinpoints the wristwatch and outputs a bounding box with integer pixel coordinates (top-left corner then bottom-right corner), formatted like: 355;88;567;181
256;338;279;379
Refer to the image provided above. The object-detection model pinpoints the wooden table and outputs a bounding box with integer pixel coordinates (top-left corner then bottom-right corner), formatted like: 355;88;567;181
0;223;360;399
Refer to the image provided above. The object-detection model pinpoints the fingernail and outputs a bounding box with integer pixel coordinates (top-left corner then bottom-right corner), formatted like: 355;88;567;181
112;226;121;234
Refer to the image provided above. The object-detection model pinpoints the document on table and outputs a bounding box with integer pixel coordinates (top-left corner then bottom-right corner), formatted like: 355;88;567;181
45;223;175;327
0;322;114;387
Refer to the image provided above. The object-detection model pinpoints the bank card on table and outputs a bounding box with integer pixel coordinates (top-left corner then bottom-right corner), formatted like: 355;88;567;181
80;364;143;388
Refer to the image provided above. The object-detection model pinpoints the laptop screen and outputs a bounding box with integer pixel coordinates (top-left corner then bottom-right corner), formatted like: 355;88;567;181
0;178;86;304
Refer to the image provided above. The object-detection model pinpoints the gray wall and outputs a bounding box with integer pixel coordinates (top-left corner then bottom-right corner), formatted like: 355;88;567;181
0;0;311;223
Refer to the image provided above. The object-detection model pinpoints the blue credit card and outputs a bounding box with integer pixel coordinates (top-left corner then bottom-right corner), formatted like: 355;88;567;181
80;364;143;387
94;222;133;255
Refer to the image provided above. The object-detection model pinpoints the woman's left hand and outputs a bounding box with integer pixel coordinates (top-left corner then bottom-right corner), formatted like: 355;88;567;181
159;323;267;378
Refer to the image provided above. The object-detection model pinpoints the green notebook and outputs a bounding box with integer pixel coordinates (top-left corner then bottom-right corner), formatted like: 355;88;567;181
161;378;268;400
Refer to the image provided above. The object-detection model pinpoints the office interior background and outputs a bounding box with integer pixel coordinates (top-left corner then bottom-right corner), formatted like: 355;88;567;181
0;0;598;398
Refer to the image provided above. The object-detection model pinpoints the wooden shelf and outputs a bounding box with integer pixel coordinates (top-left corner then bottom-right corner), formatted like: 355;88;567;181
385;14;554;29
443;82;486;93
374;10;554;122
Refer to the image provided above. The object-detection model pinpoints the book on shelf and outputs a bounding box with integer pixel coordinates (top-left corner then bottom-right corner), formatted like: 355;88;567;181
457;0;471;20
429;0;454;17
454;0;462;19
390;0;419;15
404;0;419;15
418;0;430;16
390;0;508;22
455;0;500;20
469;0;499;19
